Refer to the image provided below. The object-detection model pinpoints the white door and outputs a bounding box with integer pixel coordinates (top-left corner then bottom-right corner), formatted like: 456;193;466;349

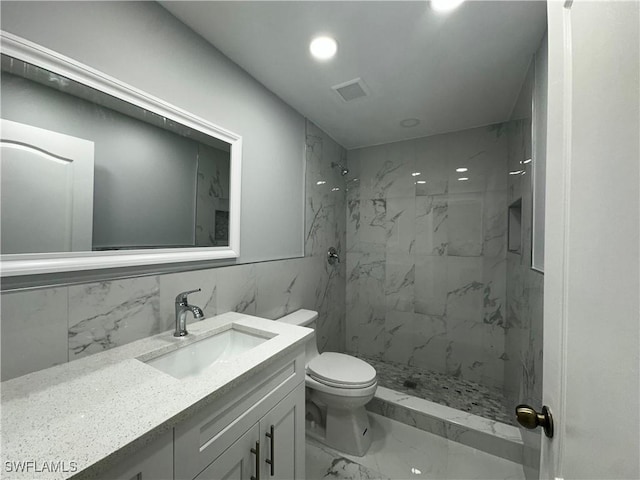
542;1;639;478
0;119;94;254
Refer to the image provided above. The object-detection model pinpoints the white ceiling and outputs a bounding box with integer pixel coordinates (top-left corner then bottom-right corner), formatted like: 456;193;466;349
161;1;547;149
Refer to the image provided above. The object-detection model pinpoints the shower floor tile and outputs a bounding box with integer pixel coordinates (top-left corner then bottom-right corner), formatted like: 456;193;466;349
306;413;524;480
356;354;515;426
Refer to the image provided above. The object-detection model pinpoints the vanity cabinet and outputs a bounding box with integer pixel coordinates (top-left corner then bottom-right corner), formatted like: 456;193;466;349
175;350;306;480
96;348;305;480
194;385;304;480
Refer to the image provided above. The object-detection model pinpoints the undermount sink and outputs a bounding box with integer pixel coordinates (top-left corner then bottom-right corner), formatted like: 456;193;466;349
145;326;269;379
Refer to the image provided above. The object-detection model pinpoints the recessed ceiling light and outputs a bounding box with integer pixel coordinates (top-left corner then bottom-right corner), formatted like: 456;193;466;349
400;118;420;128
458;177;469;181
431;0;465;13
411;172;421;177
509;170;523;175
310;36;337;61
456;167;468;173
316;180;326;185
416;180;427;184
523;158;532;164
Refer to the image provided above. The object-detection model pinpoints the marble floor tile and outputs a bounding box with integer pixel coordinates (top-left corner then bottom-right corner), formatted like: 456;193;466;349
356;354;515;426
306;440;389;480
308;413;524;480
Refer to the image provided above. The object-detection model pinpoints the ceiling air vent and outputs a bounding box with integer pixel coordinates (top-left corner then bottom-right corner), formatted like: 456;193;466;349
332;78;369;102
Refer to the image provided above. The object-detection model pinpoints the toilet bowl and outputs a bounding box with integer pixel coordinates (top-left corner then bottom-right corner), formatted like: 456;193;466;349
278;309;377;456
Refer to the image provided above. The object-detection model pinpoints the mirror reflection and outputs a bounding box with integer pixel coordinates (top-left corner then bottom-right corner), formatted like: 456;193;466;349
1;55;231;254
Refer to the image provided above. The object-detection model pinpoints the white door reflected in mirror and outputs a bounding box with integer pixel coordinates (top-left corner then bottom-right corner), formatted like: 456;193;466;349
1;119;94;254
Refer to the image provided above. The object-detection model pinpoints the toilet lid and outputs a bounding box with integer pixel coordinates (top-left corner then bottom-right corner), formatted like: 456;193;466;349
307;352;376;387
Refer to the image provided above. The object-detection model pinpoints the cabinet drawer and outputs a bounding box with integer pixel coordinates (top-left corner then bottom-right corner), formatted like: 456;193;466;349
175;349;304;480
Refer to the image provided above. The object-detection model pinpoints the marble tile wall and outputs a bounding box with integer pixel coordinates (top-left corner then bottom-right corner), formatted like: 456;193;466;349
503;119;544;411
502;54;545;480
345;124;509;391
0;120;346;381
304;121;347;353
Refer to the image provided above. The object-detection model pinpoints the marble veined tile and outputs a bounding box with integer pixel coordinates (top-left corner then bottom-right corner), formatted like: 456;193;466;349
412;134;449;196
306;439;389;480
367;387;524;466
255;258;308;320
382;310;416;365
447;194;484;257
337;413;524;480
1;287;69;381
415;195;448;256
352;142;416;200
385;197;416;254
312;257;346;353
414;256;448;316
359;355;514;426
365;387;524;464
384;253;415;313
216;263;257;316
346;252;386;357
445;256;484;322
447;124;509;195
483;190;508;258
68;276;161;360
305;120;347;259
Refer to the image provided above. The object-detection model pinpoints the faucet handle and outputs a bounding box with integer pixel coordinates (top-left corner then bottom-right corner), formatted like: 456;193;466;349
175;288;201;304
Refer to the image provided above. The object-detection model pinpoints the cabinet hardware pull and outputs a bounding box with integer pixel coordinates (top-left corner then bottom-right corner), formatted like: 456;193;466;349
265;425;275;476
251;440;260;480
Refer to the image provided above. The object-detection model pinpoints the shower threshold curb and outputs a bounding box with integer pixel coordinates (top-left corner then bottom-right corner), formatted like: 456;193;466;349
366;386;527;465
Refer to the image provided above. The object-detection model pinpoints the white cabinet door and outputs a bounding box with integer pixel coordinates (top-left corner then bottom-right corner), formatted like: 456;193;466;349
175;352;305;480
259;383;305;480
195;424;260;480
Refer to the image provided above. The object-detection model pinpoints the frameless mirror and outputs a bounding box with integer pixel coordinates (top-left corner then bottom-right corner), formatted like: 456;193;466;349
0;32;242;277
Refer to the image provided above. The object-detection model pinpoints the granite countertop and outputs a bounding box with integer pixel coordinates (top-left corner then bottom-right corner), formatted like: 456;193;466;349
0;312;312;479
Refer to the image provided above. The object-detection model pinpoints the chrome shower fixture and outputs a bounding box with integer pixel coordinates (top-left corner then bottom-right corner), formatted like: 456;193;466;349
331;161;349;176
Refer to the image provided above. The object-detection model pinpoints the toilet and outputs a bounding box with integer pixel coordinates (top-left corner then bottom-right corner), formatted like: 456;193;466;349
278;309;377;456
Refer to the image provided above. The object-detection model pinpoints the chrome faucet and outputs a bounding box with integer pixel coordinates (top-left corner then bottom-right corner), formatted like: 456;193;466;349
174;288;204;337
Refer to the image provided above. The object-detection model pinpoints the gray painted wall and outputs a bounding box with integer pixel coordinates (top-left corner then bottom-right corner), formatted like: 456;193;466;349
1;0;305;263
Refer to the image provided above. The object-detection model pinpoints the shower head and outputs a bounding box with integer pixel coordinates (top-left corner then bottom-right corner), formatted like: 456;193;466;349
331;161;349;176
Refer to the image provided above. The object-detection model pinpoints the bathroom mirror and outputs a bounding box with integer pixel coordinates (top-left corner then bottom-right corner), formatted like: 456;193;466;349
0;32;242;277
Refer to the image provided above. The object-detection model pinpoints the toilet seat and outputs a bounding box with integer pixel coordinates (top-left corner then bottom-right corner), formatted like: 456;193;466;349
305;374;378;398
307;352;377;389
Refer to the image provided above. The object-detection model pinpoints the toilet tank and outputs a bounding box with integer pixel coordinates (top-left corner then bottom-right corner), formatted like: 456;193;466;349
278;309;318;328
277;309;319;364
